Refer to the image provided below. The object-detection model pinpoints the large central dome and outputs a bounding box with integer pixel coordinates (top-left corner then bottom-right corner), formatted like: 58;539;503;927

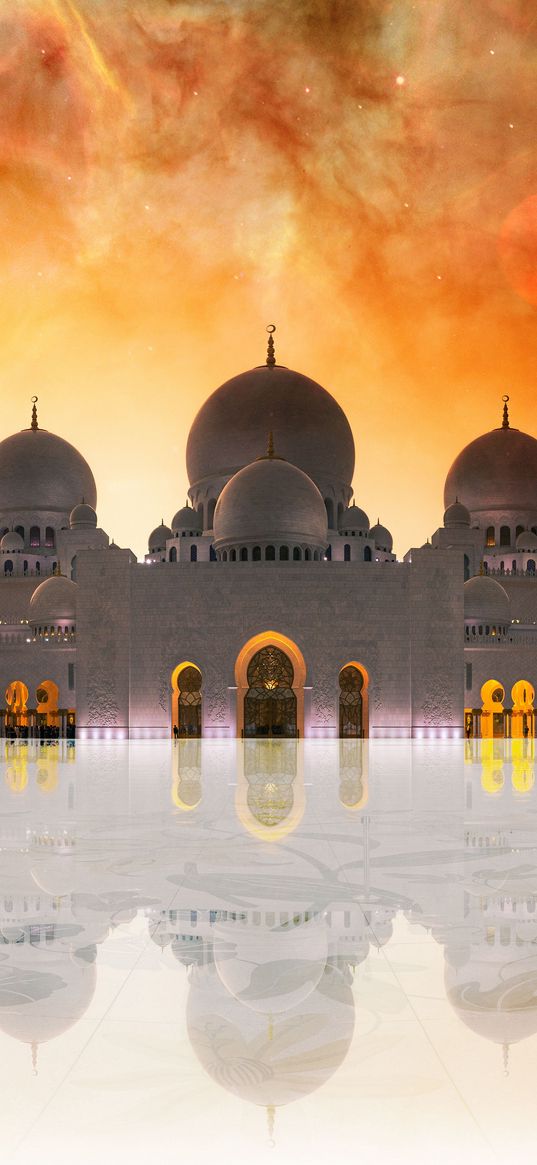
186;364;355;493
0;426;97;513
444;424;537;514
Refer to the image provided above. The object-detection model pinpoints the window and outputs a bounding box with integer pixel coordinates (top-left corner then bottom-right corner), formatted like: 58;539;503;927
253;546;261;561
305;548;311;561
207;499;216;529
500;525;510;546
465;664;472;691
464;553;470;581
240;547;248;561
364;546;372;561
35;561;40;574
293;547;301;561
325;545;332;561
486;526;495;547
23;561;28;575
30;525;40;548
230;549;236;561
512;560;517;574
52;562;57;574
4;560;12;574
45;527;54;548
222;550;227;561
68;663;75;691
279;546;289;561
169;546;177;562
190;545;197;562
528;559;536;575
209;546;217;561
344;544;351;562
266;545;275;560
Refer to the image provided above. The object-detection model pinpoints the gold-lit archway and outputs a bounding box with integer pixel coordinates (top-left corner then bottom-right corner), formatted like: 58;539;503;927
511;680;535;739
235;632;306;738
339;662;369;739
36;680;60;729
171;662;202;737
480;679;506;738
4;681;29;734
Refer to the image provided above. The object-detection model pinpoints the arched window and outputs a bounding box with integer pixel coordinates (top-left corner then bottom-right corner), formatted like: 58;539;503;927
23;560;28;575
4;560;13;574
528;559;536;575
230;549;236;561
244;646;297;738
209;546;217;562
344;544;351;562
169;546;177;562
305;548;311;561
293;547;301;561
325;498;335;528
325;545;332;561
30;526;40;548
14;525;24;541
172;664;202;737
339;665;366;738
279;546;289;561
512;560;517;574
207;499;216;529
35;561;40;575
253;546;261;561
500;525;510;546
266;545;275;560
52;562;57;575
464;553;470;581
190;545;197;562
222;550;228;562
240;547;248;561
45;527;55;548
486;526;495;547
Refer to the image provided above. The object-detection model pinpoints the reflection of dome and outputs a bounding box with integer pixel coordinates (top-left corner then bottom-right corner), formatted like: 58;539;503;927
340;505;369;532
213;914;329;1014
187;959;354;1107
0;945;97;1046
0;426;97;512
148;522;172;553
171;505;202;535
29;576;77;625
444;424;537;514
69;502;97;530
187;364;355;494
444;500;471;528
445;950;537;1045
516;530;537;551
213;455;328;553
0;530;24;551
369;522;393;553
463;576;510;623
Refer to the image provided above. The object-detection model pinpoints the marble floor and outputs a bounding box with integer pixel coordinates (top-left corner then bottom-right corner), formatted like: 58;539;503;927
0;737;536;1164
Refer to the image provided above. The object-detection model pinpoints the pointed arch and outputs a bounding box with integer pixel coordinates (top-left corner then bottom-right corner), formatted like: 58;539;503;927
235;631;306;738
339;662;369;738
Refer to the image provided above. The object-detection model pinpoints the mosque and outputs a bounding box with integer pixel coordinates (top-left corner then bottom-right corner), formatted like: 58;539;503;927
0;328;536;739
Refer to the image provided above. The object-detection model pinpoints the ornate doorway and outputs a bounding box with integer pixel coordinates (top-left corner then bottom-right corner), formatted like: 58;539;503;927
339;666;364;737
244;646;297;737
172;664;202;737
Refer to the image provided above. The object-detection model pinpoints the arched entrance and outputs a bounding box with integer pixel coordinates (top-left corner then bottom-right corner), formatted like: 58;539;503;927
171;663;202;737
4;681;29;737
511;680;535;738
235;632;306;738
36;680;60;733
480;679;506;738
339;664;368;737
244;647;297;737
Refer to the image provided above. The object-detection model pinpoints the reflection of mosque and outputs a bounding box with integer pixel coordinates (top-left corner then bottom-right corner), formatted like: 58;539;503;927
3;338;537;737
2;740;537;1124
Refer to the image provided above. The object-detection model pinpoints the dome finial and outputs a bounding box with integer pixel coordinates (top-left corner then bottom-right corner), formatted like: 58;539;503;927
266;1105;276;1148
266;324;276;367
502;394;510;429
30;395;38;431
31;1042;38;1075
502;1042;510;1076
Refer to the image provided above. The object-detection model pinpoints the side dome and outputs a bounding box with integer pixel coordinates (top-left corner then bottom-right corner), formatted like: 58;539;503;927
444;500;470;528
340;504;369;532
29;576;77;625
0;417;97;513
370;521;393;553
148;522;172;553
516;530;537;551
69;502;97;530
444;417;537;515
213;453;328;554
463;576;510;623
171;505;203;535
0;530;24;551
186;362;355;495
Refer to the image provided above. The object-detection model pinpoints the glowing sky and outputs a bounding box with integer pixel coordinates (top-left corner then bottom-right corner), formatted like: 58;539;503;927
2;0;537;557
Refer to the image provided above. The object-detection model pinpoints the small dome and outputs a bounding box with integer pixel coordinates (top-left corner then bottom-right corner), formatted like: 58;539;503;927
213;454;328;551
516;530;537;552
69;502;97;530
369;522;393;553
29;576;77;625
464;576;510;623
148;522;172;553
340;505;369;532
0;530;23;551
444;500;471;528
171;505;203;534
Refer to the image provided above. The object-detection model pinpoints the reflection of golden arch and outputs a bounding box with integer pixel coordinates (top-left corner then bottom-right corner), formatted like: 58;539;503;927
480;737;505;794
338;739;369;808
171;661;202;737
36;680;59;727
511;679;535;739
171;738;202;810
235;741;305;841
235;632;306;738
339;662;369;739
4;745;28;793
480;679;505;739
511;738;535;793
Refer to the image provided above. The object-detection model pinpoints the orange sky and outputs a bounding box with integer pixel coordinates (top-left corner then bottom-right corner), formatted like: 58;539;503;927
1;0;537;557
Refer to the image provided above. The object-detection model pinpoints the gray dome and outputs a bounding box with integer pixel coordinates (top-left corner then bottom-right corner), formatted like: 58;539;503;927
187;364;355;493
516;530;537;551
444;500;471;528
0;426;96;513
0;530;23;551
369;522;393;553
69;502;97;530
171;505;203;534
464;576;510;623
444;425;537;514
29;576;77;625
213;456;328;550
148;522;172;553
340;505;369;532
